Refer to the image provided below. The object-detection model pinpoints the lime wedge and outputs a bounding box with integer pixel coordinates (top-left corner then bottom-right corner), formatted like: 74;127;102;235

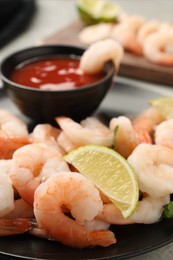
76;0;121;25
64;145;139;218
149;97;173;119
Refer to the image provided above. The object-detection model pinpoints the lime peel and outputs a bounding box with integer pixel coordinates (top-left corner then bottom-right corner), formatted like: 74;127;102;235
149;97;173;119
76;0;121;25
64;144;139;218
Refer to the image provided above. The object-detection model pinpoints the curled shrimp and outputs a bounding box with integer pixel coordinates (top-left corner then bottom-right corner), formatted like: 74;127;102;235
79;38;124;73
111;14;145;55
10;143;70;206
143;29;173;66
109;116;138;158
97;194;169;225
136;20;161;47
155;119;173;149
79;23;114;45
56;116;114;150
30;123;65;155
132;107;164;144
127;143;173;198
33;172;116;248
0;109;30;159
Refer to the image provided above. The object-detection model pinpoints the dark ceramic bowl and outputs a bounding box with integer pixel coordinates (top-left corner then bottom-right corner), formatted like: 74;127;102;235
0;45;115;124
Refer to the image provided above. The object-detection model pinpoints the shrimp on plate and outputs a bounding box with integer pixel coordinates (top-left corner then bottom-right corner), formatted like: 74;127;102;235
0;109;30;159
0;171;14;217
155;118;173;149
78;23;114;45
97;194;169;225
30;123;65;155
56;116;114;151
127;143;173;198
132;107;164;144
109;116;138;158
10;143;70;206
79;38;124;74
111;14;145;55
5;198;34;219
33;172;116;248
143;29;173;66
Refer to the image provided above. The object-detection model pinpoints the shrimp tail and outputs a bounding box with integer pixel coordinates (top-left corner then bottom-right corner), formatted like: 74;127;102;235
89;230;117;247
0;218;32;236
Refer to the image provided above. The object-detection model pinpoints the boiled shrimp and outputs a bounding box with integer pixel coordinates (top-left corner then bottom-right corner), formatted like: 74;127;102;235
0;159;12;176
109;116;138;158
132;107;164;144
30;123;65;155
97;194;169;224
137;20;161;47
111;14;145;55
10;143;70;206
0;109;30;159
56;116;114;149
143;29;173;66
0;171;14;217
127;143;173;198
79;38;124;73
79;23;114;45
155;118;173;149
33;172;116;248
5;198;34;219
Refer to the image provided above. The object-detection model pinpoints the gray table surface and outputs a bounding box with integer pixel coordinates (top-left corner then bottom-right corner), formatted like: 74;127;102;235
1;0;173;259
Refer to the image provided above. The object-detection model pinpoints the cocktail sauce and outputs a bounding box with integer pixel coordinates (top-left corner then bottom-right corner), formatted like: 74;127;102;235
10;57;105;90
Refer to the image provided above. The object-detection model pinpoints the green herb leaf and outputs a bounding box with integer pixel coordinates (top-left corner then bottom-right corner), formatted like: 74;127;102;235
163;201;173;219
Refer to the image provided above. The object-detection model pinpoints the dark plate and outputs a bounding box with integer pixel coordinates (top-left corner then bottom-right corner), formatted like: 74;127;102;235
0;80;173;260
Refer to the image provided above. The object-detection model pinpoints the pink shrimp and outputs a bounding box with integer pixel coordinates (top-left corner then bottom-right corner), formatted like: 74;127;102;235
33;172;116;248
111;14;145;55
10;143;70;206
0;109;30;159
132;107;164;144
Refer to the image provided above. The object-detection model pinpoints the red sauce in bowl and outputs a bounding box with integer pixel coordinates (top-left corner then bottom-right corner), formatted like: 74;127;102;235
10;57;105;90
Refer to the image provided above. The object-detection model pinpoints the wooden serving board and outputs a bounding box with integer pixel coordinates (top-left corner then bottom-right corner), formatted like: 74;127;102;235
41;19;173;86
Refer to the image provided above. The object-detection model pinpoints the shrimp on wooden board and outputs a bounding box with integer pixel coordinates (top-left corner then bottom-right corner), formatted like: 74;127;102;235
155;119;173;149
127;143;173;198
79;38;124;74
136;20;161;48
143;29;173;66
10;143;70;206
111;15;145;55
33;172;116;248
0;109;30;159
109;116;138;158
96;194;169;224
56;116;114;150
30;123;65;155
78;23;114;45
132;107;164;144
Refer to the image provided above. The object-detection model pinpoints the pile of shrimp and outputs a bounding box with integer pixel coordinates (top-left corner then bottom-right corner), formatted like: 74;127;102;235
1;100;173;248
79;13;173;66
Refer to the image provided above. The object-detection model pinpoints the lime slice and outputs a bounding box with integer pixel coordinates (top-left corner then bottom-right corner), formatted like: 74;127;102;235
76;0;121;25
64;145;139;218
149;97;173;119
